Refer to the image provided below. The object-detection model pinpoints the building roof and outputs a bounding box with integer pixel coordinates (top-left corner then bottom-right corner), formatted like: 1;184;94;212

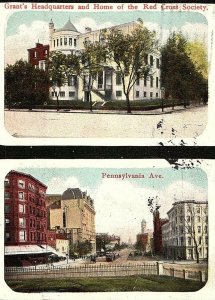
5;245;58;256
62;188;84;200
56;19;78;32
6;170;47;189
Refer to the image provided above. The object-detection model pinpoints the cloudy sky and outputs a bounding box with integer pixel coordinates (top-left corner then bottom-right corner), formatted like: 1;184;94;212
16;166;207;243
5;10;208;65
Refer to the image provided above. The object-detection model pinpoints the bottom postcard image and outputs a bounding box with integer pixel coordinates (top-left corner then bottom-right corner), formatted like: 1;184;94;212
1;159;213;298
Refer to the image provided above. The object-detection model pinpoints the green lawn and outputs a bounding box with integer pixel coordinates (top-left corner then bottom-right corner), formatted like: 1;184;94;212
6;275;205;293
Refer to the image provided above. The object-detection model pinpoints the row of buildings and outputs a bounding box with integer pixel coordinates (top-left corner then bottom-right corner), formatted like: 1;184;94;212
4;170;97;266
27;18;161;102
136;200;208;261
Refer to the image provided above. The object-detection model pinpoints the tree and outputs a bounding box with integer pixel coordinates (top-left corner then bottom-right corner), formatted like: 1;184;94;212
184;203;208;263
161;33;208;104
81;41;107;111
96;234;111;251
47;51;67;111
47;51;80;111
186;41;208;80
102;24;156;113
5;60;50;109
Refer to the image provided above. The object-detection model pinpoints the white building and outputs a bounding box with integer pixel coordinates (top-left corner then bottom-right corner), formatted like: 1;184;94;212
162;200;208;261
49;18;161;102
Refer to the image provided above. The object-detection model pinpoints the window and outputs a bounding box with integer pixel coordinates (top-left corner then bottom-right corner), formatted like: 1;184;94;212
186;215;191;222
188;237;192;246
57;39;59;46
34;51;37;58
204;226;208;233
98;71;103;89
198;237;202;245
19;230;27;242
144;54;148;64
156;93;159;98
69;38;72;46
196;207;200;213
68;75;77;86
116;91;122;97
116;73;122;85
180;226;183;234
136;91;140;98
19;192;25;201
4;192;10;199
19;204;26;213
144;91;147;98
156;77;159;88
150;92;153;98
60;38;62;46
53;40;55;47
180;216;183;223
5;232;10;242
5;205;10;213
144;76;147;87
136;77;140;86
18;180;25;189
74;39;77;47
150;76;153;87
150;55;154;66
156;58;160;68
64;38;67;45
180;237;184;246
63;211;66;227
197;216;201;223
4;178;9;187
19;218;26;228
205;236;208;245
59;91;65;97
198;226;201;233
5;218;10;224
69;91;76;98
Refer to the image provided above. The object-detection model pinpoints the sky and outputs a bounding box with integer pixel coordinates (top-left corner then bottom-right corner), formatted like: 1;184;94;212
5;10;208;65
16;166;207;243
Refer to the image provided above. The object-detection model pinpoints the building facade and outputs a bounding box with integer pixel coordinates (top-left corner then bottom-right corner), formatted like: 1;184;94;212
46;188;96;253
27;42;49;70
153;210;168;255
136;218;153;253
48;18;161;102
162;200;208;261
5;170;47;246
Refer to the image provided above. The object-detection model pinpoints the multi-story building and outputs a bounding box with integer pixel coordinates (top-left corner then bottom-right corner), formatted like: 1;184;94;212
27;42;49;70
153;210;168;255
4;170;47;246
136;218;153;253
48;18;161;102
162;200;208;261
46;188;96;253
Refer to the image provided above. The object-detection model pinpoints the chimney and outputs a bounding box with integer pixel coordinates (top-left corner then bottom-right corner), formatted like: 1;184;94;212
85;27;92;33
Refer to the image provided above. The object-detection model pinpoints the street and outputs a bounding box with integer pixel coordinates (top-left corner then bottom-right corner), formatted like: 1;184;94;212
4;106;207;139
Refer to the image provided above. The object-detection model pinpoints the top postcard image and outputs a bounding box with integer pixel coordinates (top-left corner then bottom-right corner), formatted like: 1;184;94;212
1;3;215;145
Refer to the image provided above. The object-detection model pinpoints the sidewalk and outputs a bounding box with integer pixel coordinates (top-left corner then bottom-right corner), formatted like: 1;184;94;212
6;104;205;116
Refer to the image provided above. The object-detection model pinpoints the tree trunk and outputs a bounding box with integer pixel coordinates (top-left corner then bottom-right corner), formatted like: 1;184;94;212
89;91;93;112
126;93;131;114
56;95;59;112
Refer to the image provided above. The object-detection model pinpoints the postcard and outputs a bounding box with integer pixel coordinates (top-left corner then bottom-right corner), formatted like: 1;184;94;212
0;158;214;299
0;2;215;145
